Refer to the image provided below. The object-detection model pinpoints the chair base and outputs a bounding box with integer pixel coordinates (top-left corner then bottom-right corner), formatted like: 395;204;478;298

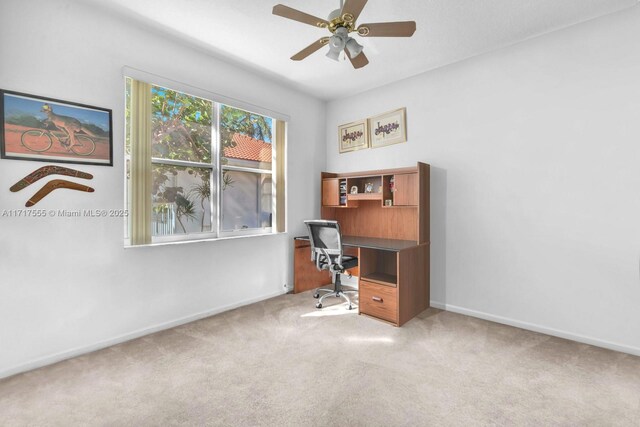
313;287;357;310
312;264;358;310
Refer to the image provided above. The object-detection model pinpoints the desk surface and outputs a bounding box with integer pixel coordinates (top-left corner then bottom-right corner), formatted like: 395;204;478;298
294;235;417;252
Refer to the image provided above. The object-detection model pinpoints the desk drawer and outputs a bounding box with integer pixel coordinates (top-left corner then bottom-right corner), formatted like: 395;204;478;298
359;280;398;324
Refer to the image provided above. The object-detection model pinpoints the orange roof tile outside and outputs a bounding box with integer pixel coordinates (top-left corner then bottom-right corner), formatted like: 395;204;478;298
222;133;272;163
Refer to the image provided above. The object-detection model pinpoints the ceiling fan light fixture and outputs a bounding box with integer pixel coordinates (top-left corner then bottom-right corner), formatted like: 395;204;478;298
326;47;342;61
329;34;346;50
346;37;363;58
329;27;349;50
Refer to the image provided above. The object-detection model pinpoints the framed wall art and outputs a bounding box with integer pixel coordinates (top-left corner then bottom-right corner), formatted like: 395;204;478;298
338;119;369;153
0;89;113;166
369;107;407;149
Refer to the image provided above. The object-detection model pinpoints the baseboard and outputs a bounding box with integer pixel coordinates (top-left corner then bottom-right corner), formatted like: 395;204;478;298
430;301;640;357
0;290;286;380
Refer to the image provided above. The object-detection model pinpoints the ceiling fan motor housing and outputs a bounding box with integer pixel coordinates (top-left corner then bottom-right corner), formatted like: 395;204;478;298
328;8;342;21
326;7;356;34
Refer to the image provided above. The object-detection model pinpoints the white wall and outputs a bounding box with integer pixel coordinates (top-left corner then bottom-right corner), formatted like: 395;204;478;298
0;0;326;377
2;1;639;378
326;7;640;354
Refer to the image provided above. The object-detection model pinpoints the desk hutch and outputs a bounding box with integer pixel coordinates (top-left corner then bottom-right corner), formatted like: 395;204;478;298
294;162;430;326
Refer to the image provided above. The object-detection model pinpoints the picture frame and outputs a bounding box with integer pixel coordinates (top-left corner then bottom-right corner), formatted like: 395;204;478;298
338;118;369;153
364;182;373;193
1;89;113;166
368;107;407;149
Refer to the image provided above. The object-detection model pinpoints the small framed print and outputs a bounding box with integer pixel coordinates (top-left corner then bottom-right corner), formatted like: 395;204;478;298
369;107;407;149
338;119;369;153
364;182;373;193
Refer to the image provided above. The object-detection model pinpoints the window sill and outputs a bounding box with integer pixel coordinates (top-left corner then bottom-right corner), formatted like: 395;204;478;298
124;230;287;248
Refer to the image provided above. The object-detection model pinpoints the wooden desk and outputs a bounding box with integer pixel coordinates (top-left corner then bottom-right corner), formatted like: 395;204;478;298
293;162;430;326
295;235;417;251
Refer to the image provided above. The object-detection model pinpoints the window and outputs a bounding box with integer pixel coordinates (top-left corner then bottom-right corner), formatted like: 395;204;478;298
125;75;286;246
219;105;274;234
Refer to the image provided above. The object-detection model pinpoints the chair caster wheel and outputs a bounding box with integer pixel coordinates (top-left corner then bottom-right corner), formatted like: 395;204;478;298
347;305;353;310
316;303;322;309
313;293;320;298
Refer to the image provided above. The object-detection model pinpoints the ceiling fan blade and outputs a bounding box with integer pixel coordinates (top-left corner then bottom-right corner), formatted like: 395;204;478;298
357;21;416;37
291;38;329;61
272;4;329;28
345;49;369;69
341;0;368;23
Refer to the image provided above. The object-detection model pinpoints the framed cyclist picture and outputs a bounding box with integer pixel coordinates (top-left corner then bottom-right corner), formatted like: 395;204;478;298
0;89;113;166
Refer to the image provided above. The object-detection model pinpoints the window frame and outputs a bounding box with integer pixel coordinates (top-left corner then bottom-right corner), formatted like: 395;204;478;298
124;68;287;246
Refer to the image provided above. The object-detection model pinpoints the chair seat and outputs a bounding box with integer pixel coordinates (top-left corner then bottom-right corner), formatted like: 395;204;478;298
341;256;358;269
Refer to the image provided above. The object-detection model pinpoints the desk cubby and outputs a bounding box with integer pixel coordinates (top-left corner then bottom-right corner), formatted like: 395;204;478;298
359;247;397;287
322;177;358;207
346;176;383;196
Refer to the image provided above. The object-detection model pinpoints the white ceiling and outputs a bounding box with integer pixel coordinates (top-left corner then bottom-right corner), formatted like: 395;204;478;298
86;0;638;100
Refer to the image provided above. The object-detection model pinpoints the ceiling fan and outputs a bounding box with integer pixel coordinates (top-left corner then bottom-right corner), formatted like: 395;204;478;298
272;0;416;69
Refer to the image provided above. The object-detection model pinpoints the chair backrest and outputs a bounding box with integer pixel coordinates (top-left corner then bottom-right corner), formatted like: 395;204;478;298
304;220;343;266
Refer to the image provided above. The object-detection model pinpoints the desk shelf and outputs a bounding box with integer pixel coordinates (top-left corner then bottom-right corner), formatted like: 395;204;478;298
347;193;382;201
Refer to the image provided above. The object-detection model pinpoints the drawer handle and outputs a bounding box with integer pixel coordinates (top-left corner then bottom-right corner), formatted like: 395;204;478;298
372;296;383;303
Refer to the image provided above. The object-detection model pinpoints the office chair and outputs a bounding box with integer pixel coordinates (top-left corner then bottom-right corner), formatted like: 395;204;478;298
304;220;358;310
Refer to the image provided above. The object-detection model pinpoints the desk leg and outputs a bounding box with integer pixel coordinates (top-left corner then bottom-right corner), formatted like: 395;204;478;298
293;240;332;293
398;243;430;325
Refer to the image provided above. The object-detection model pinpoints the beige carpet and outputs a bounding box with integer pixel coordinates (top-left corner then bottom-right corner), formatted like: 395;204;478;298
0;291;638;426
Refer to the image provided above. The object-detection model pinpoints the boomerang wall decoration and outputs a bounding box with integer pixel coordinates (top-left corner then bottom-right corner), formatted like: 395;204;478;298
25;179;94;207
10;165;93;192
10;164;95;207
